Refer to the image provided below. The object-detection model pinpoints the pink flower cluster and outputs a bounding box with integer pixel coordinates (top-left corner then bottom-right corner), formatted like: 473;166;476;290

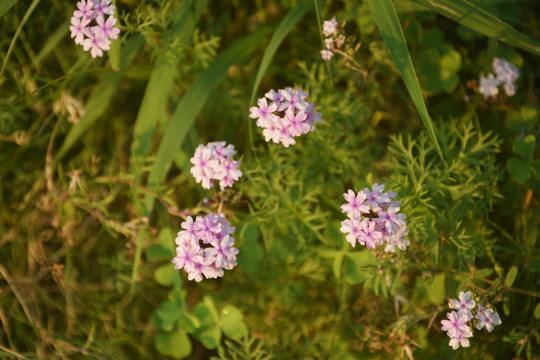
340;183;409;253
190;142;242;190
320;17;345;61
249;88;322;148
172;214;239;282
441;291;502;350
69;0;120;58
478;58;520;98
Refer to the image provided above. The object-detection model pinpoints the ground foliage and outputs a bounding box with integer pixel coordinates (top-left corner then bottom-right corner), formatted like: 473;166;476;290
1;0;540;359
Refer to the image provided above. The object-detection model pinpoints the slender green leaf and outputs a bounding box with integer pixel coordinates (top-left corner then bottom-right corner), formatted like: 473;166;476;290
55;37;144;162
130;0;197;180
143;26;274;212
0;0;40;79
130;61;177;179
411;0;540;56
368;0;446;167
32;19;70;69
0;0;16;18
505;266;518;287
249;0;312;104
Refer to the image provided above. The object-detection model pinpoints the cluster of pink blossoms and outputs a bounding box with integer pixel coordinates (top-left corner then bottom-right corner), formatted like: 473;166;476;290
172;214;239;282
69;0;120;58
190;142;242;190
320;17;345;61
249;87;322;148
479;58;520;98
441;291;502;350
340;183;409;253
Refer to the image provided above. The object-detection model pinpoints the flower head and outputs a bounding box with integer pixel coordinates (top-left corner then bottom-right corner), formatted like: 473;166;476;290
320;49;334;61
340;184;409;253
190;142;242;190
322;17;338;37
475;308;502;332
172;214;239;282
479;73;500;98
70;0;120;57
252;87;321;147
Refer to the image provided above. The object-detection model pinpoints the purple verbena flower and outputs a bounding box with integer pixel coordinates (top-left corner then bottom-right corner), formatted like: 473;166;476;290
322;17;338;37
70;16;90;45
475;308;501;332
252;87;321;147
441;311;471;339
451;291;476;321
172;214;239;282
82;28;111;58
479;73;500;99
320;50;334;61
70;0;120;58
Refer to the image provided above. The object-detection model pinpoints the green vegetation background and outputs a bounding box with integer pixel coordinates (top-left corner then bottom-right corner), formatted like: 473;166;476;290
1;0;540;359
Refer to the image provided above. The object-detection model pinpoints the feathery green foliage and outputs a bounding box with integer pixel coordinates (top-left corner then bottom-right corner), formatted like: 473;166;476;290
1;0;540;359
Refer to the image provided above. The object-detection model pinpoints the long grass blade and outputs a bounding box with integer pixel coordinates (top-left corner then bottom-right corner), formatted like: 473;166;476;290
32;19;70;69
0;0;16;18
130;0;201;182
367;0;446;167
0;0;40;79
130;61;177;180
55;37;144;162
143;26;274;212
249;0;312;105
410;0;540;56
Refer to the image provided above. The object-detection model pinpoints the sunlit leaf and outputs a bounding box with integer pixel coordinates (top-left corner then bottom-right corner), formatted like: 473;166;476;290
368;0;446;168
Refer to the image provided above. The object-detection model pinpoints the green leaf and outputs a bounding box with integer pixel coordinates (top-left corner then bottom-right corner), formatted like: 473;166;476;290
155;327;192;358
332;253;344;279
159;227;176;252
130;61;177;179
178;313;199;334
147;244;175;261
219;305;248;341
249;0;312;104
195;325;221;350
506;158;531;183
55;37;144;162
0;0;17;18
427;273;446;305
410;0;540;56
513;135;536;160
368;0;446;168
144;26;274;212
156;301;183;331
343;250;377;285
237;226;264;274
155;264;177;286
534;303;540;320
505;266;518;288
130;0;196;179
32;19;70;69
505;105;539;133
0;0;40;79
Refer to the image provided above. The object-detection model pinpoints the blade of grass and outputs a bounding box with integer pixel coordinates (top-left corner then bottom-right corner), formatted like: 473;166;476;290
367;0;446;167
249;0;312;105
130;0;198;181
143;26;273;212
130;61;177;180
32;19;70;69
0;0;16;18
411;0;540;56
0;0;40;79
55;36;144;162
